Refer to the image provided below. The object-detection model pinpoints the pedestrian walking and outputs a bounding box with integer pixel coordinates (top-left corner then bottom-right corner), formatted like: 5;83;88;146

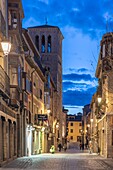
58;143;62;152
82;143;84;150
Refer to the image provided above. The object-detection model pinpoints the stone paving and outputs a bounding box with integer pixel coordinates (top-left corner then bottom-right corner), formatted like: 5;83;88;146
1;149;113;170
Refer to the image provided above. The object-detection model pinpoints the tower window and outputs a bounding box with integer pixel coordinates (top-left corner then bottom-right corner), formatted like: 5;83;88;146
47;35;51;53
41;35;45;53
35;35;39;50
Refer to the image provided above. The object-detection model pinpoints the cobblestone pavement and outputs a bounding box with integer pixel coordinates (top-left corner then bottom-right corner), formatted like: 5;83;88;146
1;149;113;170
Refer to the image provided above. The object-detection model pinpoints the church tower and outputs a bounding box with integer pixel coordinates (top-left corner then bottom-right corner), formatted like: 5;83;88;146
28;24;64;142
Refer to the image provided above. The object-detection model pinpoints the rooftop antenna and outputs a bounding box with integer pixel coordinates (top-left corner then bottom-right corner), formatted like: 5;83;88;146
45;17;48;25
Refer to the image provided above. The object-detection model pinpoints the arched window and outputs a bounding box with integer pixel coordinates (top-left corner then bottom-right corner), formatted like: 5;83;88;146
41;35;45;53
35;35;39;50
47;35;51;53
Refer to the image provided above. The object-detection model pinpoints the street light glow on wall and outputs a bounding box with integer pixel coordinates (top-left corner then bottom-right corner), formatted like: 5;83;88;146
98;97;102;103
90;118;93;122
87;124;90;127
47;109;51;114
1;41;11;55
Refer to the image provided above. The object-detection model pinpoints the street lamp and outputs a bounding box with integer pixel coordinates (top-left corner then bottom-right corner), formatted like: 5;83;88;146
1;41;11;55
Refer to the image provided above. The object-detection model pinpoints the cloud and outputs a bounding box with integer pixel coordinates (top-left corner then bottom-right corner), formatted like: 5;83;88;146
63;105;83;114
22;0;113;38
68;68;94;74
63;86;96;106
63;73;96;82
23;17;40;28
63;81;95;92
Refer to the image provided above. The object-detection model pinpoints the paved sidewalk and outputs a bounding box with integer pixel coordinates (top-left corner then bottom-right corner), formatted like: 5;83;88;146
0;149;113;170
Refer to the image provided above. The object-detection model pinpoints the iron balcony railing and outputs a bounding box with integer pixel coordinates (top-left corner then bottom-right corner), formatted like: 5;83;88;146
0;66;10;98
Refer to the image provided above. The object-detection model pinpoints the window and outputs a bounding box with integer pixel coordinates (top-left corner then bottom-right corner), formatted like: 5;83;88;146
108;43;111;56
18;66;21;88
70;129;73;133
40;89;42;99
47;35;51;53
102;44;105;58
11;11;17;29
70;123;73;126
11;67;18;85
41;35;45;53
35;35;39;50
26;78;31;93
70;136;73;140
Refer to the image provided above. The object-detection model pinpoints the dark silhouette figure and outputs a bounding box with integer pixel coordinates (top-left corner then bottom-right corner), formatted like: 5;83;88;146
79;142;82;150
58;143;62;152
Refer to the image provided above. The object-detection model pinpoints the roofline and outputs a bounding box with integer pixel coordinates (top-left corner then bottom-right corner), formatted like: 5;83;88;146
27;25;64;39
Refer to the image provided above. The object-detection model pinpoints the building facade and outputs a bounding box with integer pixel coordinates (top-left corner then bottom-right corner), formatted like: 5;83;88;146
0;0;24;165
67;113;82;144
90;32;113;158
27;25;64;144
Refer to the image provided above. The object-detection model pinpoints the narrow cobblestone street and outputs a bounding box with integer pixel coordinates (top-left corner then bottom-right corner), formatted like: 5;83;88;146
1;149;113;170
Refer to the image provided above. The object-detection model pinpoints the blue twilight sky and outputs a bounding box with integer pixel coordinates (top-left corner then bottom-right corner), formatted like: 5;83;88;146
22;0;113;114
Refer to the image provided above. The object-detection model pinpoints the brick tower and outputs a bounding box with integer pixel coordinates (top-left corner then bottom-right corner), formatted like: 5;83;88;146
28;24;64;143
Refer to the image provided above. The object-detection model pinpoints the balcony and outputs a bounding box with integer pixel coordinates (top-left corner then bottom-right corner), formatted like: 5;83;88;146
20;91;28;108
22;72;32;94
10;86;20;109
0;66;10;99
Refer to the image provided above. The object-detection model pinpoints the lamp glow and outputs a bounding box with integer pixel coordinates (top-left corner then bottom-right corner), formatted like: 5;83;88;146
1;41;11;55
90;118;93;122
98;97;102;103
87;124;90;127
47;109;51;114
